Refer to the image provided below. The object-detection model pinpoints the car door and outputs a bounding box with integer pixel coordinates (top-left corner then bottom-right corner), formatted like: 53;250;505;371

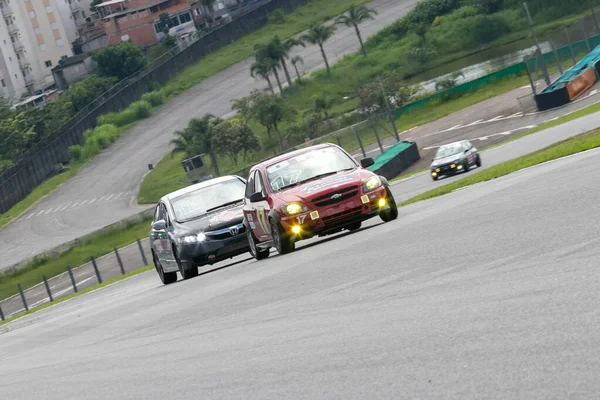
151;202;174;267
246;170;271;241
464;141;476;165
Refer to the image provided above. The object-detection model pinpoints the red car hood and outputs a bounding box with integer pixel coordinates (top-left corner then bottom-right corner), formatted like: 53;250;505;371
271;168;372;204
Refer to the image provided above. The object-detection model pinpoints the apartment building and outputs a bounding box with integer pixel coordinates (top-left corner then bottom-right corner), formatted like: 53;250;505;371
95;0;197;47
55;0;94;46
0;0;76;103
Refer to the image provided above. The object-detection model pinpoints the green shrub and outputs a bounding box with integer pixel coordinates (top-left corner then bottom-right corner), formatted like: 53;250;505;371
96;100;152;127
141;90;165;107
269;9;286;24
68;145;82;161
130;100;152;119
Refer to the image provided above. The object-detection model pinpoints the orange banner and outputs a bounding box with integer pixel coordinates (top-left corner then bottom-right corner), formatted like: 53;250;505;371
567;67;597;100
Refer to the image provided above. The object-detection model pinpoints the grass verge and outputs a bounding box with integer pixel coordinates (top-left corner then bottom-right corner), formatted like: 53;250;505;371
0;265;153;327
400;128;600;207
162;0;370;98
0;217;151;301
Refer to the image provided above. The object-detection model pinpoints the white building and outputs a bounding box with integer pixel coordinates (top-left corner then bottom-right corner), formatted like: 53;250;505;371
0;0;79;103
55;0;94;47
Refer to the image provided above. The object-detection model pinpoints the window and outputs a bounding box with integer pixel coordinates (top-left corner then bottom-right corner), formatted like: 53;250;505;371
50;22;58;30
254;171;264;195
34;27;41;35
39;43;47;51
179;12;192;24
45;5;52;14
45;60;52;67
29;11;35;18
56;38;63;47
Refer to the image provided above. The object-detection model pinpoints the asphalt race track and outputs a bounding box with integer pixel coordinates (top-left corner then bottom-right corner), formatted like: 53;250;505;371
3;111;600;318
0;0;417;271
3;143;600;399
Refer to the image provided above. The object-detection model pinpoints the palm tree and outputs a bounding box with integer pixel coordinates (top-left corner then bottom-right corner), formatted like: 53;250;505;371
250;57;275;95
253;44;285;96
313;92;336;129
170;113;221;176
279;37;305;88
335;5;378;57
290;55;303;82
302;23;336;74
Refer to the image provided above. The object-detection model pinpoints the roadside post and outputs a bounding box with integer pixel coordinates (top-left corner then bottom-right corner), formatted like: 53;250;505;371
565;28;577;66
42;275;53;302
114;248;125;275
137;238;148;266
580;18;591;52
523;2;550;85
67;266;78;293
17;284;28;312
592;8;600;33
353;126;367;158
370;118;384;154
549;41;563;75
91;256;102;284
0;304;4;321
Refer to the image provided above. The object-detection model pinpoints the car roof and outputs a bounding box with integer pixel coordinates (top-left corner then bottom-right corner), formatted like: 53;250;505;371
162;175;242;202
438;140;468;148
251;143;336;170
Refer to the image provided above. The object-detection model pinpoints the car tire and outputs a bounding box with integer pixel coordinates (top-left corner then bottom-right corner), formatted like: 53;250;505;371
247;227;270;260
174;247;198;280
432;175;438;181
380;188;399;223
476;154;482;167
463;160;470;172
270;220;295;255
153;252;177;285
347;222;362;232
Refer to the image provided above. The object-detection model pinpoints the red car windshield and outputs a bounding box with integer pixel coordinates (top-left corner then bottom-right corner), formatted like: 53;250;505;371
266;146;357;192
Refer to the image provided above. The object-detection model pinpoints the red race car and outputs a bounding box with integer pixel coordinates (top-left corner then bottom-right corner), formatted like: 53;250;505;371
242;143;398;259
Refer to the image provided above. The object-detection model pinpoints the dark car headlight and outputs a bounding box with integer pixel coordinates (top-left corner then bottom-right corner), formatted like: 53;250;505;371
177;232;207;244
363;176;383;192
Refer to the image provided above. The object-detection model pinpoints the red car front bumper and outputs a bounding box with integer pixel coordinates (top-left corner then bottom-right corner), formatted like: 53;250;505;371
279;186;389;237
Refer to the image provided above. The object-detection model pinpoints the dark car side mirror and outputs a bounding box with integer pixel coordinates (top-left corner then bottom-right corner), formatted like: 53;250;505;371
249;192;266;202
360;157;374;168
152;219;166;231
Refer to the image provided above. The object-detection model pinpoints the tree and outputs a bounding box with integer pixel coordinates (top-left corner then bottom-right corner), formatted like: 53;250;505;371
290;55;303;82
311;92;336;130
158;13;177;49
302;23;336;74
253;42;287;95
335;5;378;57
212;119;261;165
250;57;275;95
170;113;222;176
230;96;253;122
259;36;305;89
62;75;118;114
93;41;147;80
249;92;296;150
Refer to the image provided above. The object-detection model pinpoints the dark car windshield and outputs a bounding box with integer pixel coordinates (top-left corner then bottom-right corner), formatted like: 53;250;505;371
266;146;357;191
170;178;245;222
434;143;464;160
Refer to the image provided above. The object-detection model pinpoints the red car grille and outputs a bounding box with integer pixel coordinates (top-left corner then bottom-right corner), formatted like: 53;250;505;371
312;186;360;207
322;206;363;224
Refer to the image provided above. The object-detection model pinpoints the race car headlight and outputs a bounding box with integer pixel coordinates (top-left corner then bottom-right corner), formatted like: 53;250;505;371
179;233;207;244
281;202;309;216
363;176;383;192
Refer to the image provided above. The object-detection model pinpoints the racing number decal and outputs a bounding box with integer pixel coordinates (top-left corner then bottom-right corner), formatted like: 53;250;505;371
296;214;307;224
467;151;473;163
256;207;270;233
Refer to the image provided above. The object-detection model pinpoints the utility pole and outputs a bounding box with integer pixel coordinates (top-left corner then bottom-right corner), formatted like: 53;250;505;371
523;2;550;85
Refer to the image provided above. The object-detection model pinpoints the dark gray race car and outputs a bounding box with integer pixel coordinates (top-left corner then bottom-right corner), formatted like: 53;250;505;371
149;175;251;285
430;140;481;181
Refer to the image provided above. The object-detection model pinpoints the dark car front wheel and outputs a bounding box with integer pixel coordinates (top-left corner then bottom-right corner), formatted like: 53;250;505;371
380;188;399;222
173;247;198;280
153;252;177;285
476;154;482;167
271;220;295;255
247;228;270;260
